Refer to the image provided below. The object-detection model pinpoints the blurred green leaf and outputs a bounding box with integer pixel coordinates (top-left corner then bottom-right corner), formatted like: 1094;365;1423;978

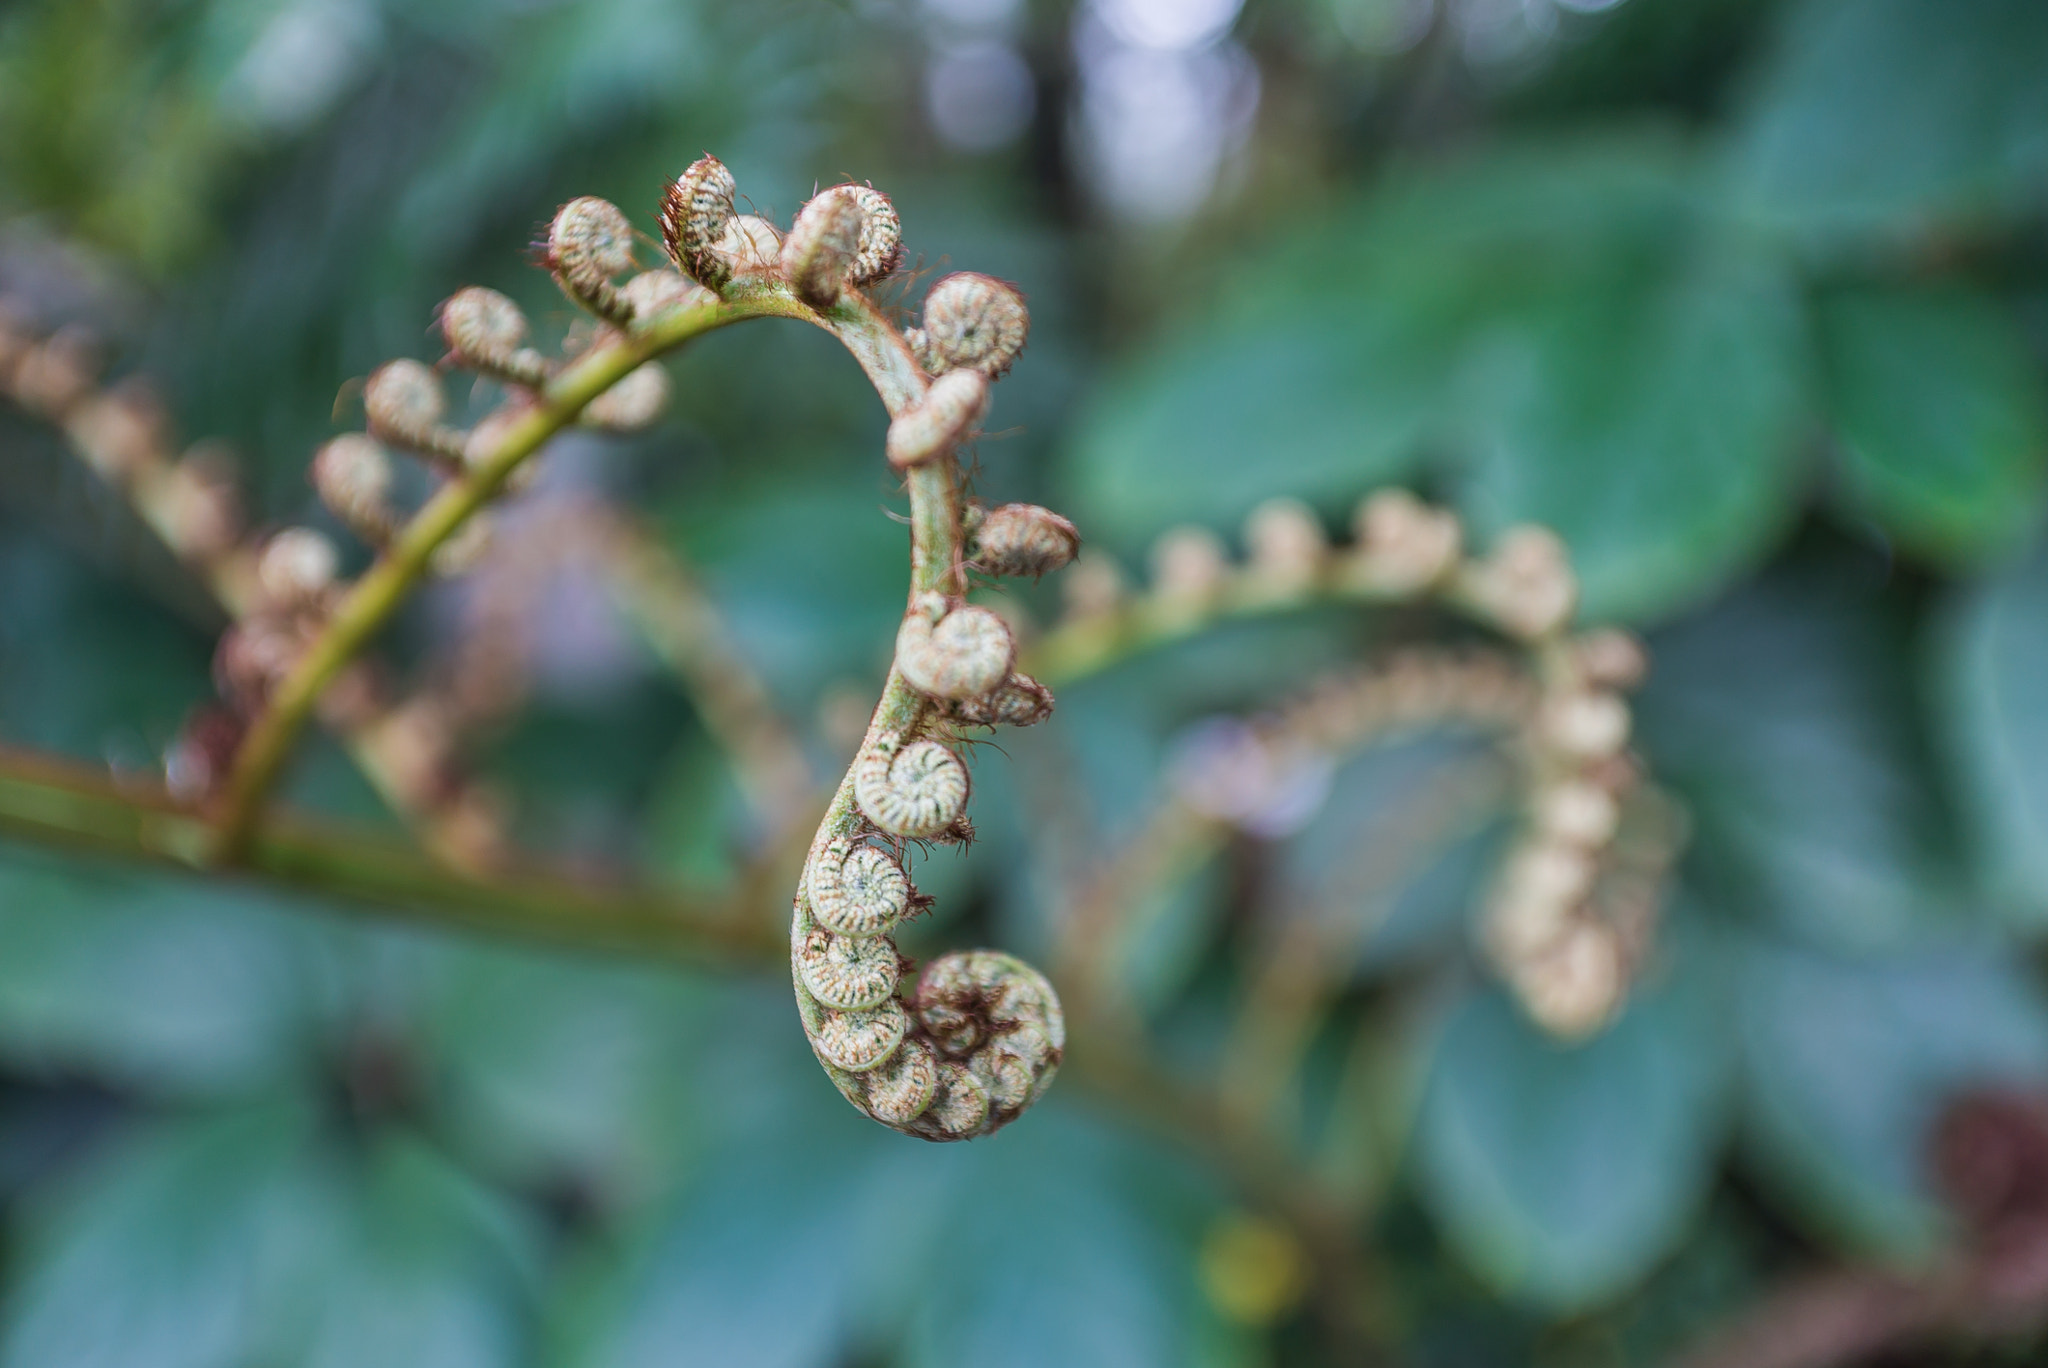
556;1015;1230;1368
419;940;709;1204
1454;234;1810;623
1064;308;1437;547
1063;136;1690;554
640;728;748;888
1734;0;2048;242
668;468;908;708
555;1075;956;1368
1938;543;2048;923
0;0;234;272
1638;565;1962;949
1413;978;1730;1311
900;1110;1232;1368
292;1133;539;1368
1817;284;2048;565
1110;857;1230;1015
2;1098;537;1368
1734;928;2048;1255
0;847;324;1095
1065;136;1812;622
1;1097;327;1368
393;0;714;260
0;536;213;765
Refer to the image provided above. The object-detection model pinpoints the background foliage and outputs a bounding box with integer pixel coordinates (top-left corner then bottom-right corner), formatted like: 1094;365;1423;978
2;0;2047;1363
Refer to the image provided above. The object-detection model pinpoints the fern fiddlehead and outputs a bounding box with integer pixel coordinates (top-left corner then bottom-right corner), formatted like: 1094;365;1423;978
657;158;1067;1139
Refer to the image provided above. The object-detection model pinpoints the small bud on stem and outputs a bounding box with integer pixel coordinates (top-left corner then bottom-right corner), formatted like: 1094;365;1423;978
546;197;637;326
363;359;467;465
439;287;549;388
886;368;989;468
660;155;739;290
970;503;1080;579
918;273;1029;378
311;435;398;544
782;188;866;308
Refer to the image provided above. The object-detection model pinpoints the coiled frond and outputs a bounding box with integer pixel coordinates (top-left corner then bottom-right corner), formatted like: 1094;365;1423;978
894;592;1015;701
852;731;970;839
782;188;866;307
913;272;1029;378
968;502;1081;579
546;197;637;326
771;163;1067;1140
885;368;989;468
659;154;738;289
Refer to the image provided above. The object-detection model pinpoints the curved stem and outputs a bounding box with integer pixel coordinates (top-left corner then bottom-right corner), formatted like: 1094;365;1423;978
1024;557;1559;688
805;454;960;855
214;276;934;862
212;298;751;858
781;284;960;856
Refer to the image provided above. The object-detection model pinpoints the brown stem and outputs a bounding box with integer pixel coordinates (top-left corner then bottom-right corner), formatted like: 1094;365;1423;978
0;746;777;966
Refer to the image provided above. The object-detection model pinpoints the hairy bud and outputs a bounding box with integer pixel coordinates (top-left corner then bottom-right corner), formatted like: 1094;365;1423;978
1516;922;1625;1039
364;359;465;463
11;326;98;415
806;838;913;937
796;917;902;1010
885;367;989;468
950;673;1055;728
1535;779;1622;849
660;155;738;289
1574;628;1649;691
68;380;166;485
1487;840;1596;961
896;592;1015;701
461;403;531;479
863;1043;941;1126
909;950;1064;1139
214;615;311;712
311;435;396;543
1244;498;1327;593
1150;526;1229;610
1538;689;1631;762
918;273;1028;379
161;447;243;560
440;287;548;388
717;215;784;280
811;1001;911;1072
620;269;713;329
583;361;669;431
782;188;865;308
1466;525;1577;639
1349;490;1461;595
853;731;970;838
1063;549;1127;618
547;197;636;325
257;527;340;609
970;503;1079;579
843;185;904;284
